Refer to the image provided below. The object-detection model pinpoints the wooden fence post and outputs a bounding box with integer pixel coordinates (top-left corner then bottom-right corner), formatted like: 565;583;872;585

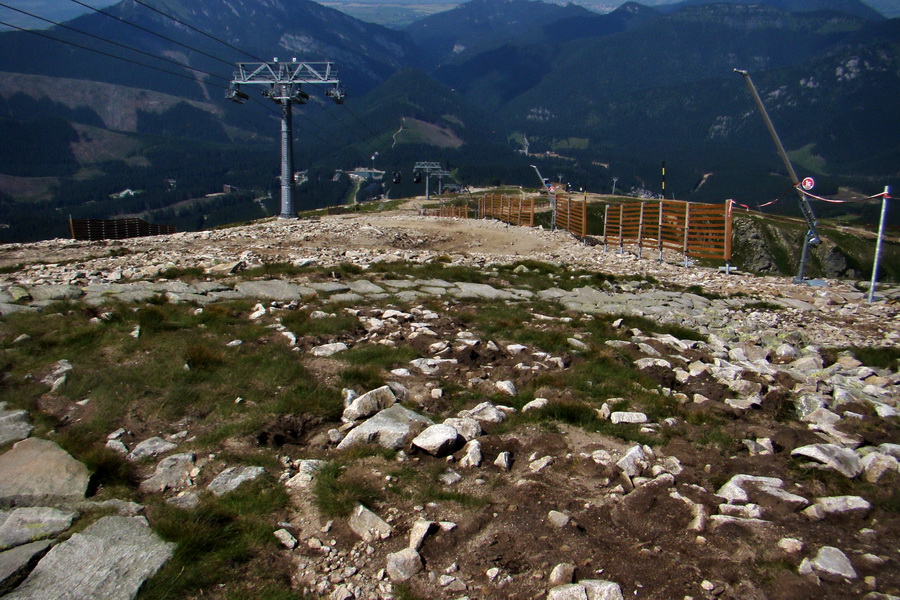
658;202;664;263
637;202;645;259
683;202;692;267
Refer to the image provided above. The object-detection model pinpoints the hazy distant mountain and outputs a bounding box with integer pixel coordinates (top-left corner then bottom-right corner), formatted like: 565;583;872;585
404;0;595;65
662;0;885;20
0;0;418;98
0;0;898;242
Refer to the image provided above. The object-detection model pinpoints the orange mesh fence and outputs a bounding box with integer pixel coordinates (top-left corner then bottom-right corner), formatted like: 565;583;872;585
603;200;732;262
555;194;588;238
478;194;534;227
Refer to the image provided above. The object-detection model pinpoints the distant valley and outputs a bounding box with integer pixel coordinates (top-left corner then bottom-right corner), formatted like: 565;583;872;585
0;0;898;242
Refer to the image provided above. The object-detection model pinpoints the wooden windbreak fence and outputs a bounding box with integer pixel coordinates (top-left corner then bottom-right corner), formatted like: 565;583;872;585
424;205;470;218
603;200;733;263
478;194;534;227
554;194;588;238
69;217;176;241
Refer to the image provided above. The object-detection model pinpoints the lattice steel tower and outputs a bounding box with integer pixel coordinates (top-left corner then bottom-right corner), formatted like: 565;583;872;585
229;61;344;218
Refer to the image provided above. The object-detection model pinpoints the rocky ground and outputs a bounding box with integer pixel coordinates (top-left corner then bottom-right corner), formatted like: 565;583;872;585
0;204;898;600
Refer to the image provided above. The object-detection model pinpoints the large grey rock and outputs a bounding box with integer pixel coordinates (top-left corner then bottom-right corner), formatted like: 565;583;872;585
452;282;515;300
3;516;174;600
348;505;391;543
0;508;76;550
27;285;81;302
234;280;304;301
411;424;460;457
385;547;423;582
345;280;385;294
0;403;32;446
139;453;195;493
0;438;90;507
792;444;862;478
0;304;38;316
336;405;433;451
342;386;396;422
207;466;265;496
0;540;51;595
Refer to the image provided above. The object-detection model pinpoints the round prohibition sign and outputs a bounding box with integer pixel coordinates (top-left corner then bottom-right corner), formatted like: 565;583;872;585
801;177;815;191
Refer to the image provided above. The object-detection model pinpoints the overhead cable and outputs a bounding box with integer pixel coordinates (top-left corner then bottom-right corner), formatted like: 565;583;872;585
0;2;230;83
66;0;237;68
129;0;265;62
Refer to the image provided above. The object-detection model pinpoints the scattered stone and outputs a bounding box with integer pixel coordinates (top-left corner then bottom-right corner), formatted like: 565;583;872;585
549;563;576;586
548;510;571;528
385;548;423;582
460;402;508;424
285;460;326;490
494;452;512;471
458;440;483;468
808;546;858;581
583;580;625;600
778;538;804;554
495;380;517;396
349;505;392;543
610;412;648;425
126;437;177;461
529;456;554;473
522;398;549;412
412;424;461;457
166;491;200;510
439;469;462;485
207;466;265;496
343;386;397;422
803;496;871;520
716;474;808;509
442;417;482;441
616;445;648;478
311;342;348;357
139;453;195;493
274;528;298;549
408;519;435;550
860;452;899;483
337;405;433;451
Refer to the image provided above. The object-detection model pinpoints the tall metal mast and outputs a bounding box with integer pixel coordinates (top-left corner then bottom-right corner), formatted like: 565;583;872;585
413;162;444;202
735;69;820;283
531;165;556;229
229;60;344;219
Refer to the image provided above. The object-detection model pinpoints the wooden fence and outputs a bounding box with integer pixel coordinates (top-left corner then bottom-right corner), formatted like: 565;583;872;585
478;194;534;227
554;194;588;238
603;200;733;263
424;205;470;219
69;218;177;241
